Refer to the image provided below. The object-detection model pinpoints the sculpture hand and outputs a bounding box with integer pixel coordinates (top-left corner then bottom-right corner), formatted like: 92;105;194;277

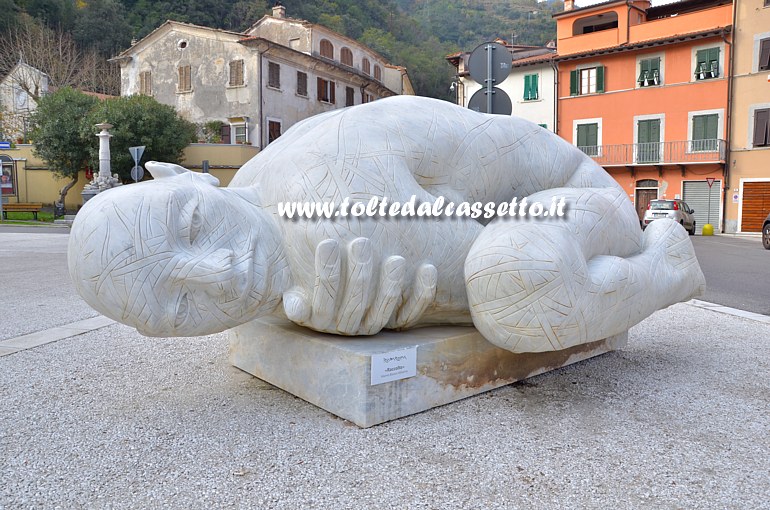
282;238;436;335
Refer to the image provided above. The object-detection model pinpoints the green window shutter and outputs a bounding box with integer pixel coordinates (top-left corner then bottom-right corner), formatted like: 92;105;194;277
638;59;650;83
538;123;548;129
693;115;706;140
570;70;578;96
524;74;531;100
638;121;650;144
650;57;660;73
709;47;720;76
587;124;598;146
577;124;588;146
596;66;605;93
705;114;718;139
650;119;660;142
532;74;538;99
696;49;707;67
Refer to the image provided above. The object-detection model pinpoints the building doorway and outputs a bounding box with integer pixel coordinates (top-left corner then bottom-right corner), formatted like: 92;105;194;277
635;179;658;221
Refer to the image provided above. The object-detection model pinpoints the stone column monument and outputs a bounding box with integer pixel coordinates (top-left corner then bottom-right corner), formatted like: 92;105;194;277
81;122;122;204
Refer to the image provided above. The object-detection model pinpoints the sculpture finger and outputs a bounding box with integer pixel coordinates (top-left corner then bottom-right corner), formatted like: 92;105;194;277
389;263;437;329
282;288;311;324
360;255;406;335
335;237;373;333
309;239;341;331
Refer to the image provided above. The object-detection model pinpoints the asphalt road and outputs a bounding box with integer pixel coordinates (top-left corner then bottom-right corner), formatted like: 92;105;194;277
692;234;770;315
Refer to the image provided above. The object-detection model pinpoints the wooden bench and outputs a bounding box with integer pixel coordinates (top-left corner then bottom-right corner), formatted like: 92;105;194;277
1;203;43;220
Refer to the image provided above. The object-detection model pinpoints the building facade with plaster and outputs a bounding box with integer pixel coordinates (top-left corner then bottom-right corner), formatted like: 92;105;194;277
726;0;770;233
554;0;732;232
113;5;413;150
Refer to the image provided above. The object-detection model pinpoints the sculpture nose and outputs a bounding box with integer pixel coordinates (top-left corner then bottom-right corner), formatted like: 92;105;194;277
171;249;235;287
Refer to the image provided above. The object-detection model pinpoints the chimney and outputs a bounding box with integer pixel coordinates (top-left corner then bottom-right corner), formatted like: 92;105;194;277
272;3;286;18
564;0;574;10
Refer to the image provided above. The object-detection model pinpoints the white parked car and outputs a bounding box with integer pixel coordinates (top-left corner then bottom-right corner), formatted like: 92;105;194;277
642;199;696;235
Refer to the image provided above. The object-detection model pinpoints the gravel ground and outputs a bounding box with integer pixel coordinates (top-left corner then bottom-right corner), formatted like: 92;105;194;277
0;233;97;341
1;303;769;509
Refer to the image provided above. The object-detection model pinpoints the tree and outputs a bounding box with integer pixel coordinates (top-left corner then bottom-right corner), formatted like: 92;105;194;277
81;95;197;182
29;87;99;208
0;16;120;98
72;0;134;58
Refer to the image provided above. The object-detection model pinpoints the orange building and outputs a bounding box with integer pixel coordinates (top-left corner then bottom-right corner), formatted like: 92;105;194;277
555;0;732;232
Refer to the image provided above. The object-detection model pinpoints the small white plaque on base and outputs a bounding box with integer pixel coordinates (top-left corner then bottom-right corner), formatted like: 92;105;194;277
370;347;417;385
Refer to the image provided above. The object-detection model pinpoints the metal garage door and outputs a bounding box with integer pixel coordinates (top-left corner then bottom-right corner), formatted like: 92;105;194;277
740;181;770;232
683;180;721;234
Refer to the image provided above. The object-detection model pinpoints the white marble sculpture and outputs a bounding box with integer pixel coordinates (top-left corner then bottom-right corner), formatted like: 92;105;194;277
68;96;705;353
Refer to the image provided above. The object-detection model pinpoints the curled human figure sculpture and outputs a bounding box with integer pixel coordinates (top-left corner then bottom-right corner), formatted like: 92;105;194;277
69;96;705;353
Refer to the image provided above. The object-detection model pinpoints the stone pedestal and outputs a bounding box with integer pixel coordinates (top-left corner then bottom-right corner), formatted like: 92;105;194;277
229;317;627;428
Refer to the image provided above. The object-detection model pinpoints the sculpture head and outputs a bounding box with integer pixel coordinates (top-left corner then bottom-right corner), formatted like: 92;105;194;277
68;162;289;337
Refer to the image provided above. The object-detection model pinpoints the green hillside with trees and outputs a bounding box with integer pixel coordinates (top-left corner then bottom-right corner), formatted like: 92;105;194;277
0;0;560;99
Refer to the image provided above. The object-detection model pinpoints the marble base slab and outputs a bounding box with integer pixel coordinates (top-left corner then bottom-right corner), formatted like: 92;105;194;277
229;317;627;428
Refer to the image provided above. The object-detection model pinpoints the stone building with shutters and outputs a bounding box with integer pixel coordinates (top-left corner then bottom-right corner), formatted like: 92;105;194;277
112;5;413;150
724;0;770;233
554;0;732;232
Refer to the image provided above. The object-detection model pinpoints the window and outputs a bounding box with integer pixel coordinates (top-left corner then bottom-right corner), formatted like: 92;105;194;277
234;125;247;144
178;65;191;92
362;58;371;75
576;123;599;156
139;71;152;95
692;114;719;151
374;65;382;81
297;71;308;97
320;39;334;59
753;108;770;147
637;119;661;163
572;12;618;35
317;77;335;103
638;57;660;87
229;60;244;86
524;74;538;100
570;66;604;95
268;120;281;144
362;92;374;103
268;62;280;89
341;48;353;66
345;86;355;107
220;125;230;144
695;47;720;80
759;39;770;71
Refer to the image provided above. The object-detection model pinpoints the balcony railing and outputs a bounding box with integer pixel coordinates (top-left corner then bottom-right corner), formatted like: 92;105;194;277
578;139;726;166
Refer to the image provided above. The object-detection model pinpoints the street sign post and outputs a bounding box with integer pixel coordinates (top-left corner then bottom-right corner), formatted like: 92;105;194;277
467;42;512;115
706;178;716;227
129;146;146;183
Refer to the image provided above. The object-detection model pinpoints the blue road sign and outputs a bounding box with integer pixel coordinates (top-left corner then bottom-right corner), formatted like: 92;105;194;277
0;142;11;149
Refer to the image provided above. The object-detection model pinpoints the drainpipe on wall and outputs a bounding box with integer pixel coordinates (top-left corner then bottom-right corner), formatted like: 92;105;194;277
551;58;559;136
723;22;736;232
258;50;264;150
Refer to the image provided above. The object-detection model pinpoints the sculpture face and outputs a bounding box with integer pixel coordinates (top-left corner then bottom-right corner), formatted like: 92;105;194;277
68;171;286;337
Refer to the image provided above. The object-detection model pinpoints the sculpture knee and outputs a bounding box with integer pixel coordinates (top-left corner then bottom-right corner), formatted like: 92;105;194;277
465;223;590;352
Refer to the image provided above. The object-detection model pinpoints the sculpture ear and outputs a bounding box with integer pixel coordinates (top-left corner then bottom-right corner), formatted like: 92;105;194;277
146;161;189;179
146;161;221;187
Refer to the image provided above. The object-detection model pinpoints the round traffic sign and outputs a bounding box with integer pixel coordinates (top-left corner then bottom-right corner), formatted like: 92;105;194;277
467;42;512;86
131;165;144;182
468;87;512;116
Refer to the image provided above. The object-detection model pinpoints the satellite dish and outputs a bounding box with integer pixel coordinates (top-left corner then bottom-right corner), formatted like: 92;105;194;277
468;88;512;116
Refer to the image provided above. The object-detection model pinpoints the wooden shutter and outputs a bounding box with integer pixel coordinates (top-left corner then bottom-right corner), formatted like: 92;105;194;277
596;65;605;93
753;109;770;147
693;115;706;141
587;124;598;146
317;77;323;101
523;75;530;100
638;59;649;83
346;86;354;106
569;70;578;96
577;124;587;147
531;74;538;99
705;114;718;139
759;39;770;71
329;81;336;104
650;57;660;74
220;125;231;144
